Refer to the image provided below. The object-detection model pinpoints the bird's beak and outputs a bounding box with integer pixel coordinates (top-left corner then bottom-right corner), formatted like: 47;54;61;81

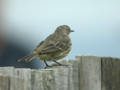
70;30;74;32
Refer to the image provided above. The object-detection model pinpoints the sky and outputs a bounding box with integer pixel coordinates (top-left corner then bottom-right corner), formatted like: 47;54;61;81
3;0;120;58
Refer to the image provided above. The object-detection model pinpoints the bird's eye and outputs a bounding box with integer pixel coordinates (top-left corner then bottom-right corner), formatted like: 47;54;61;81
67;29;70;31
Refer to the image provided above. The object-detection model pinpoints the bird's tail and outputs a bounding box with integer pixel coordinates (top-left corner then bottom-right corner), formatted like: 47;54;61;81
18;53;35;62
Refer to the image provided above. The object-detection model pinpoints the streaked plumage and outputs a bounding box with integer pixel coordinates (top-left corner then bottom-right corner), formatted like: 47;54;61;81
18;25;74;67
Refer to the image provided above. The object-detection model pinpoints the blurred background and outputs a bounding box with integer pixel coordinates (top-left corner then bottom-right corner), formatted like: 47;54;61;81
0;0;120;68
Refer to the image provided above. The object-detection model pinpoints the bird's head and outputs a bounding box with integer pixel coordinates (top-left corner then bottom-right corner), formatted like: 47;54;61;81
55;25;74;35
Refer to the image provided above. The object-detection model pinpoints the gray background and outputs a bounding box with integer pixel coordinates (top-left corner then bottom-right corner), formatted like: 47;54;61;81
3;0;120;58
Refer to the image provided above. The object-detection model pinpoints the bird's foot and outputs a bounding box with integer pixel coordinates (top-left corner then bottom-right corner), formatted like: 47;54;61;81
53;61;69;67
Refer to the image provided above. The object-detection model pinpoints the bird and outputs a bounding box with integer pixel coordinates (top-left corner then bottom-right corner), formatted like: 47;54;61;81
18;25;74;68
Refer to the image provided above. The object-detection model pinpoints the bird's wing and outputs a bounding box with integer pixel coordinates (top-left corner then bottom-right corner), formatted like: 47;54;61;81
36;41;44;48
33;40;44;52
39;40;70;54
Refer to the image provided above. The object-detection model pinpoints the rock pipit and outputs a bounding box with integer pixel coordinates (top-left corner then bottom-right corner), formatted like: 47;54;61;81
18;25;74;68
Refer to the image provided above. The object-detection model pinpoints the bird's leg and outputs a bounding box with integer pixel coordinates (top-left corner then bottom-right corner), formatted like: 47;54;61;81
44;60;51;68
53;61;69;66
53;61;63;66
